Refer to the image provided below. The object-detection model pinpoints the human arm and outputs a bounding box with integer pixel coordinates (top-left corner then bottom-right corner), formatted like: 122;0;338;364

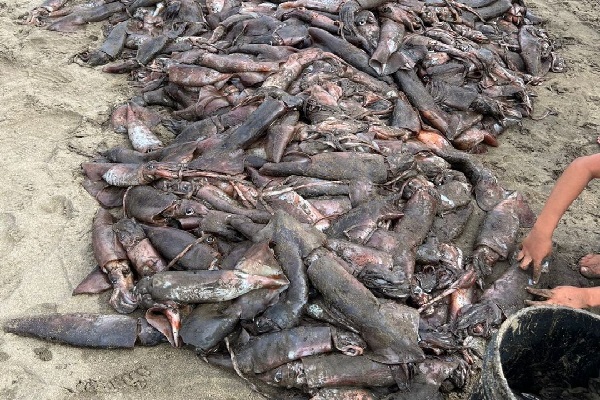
517;153;600;283
526;286;600;309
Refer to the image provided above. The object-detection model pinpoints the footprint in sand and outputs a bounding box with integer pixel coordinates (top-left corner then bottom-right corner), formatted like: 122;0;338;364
39;195;76;219
0;213;22;259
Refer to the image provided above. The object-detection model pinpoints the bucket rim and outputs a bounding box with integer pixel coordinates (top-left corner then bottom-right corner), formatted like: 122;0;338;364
491;305;600;397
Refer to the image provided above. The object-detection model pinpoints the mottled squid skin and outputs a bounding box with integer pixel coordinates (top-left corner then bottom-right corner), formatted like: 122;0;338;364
113;218;167;277
231;241;287;318
220;97;290;151
310;388;377;400
166;64;232;87
456;266;532;337
179;302;239;353
92;208;138;314
427;79;480;112
280;8;339;36
394;70;457;139
226;43;299;62
264;189;331;231
327;196;402;244
101;161;176;187
259;353;397;389
390;93;422;133
126;103;163;153
307;248;424;364
305;298;360;335
369;17;405;75
472;191;534;277
195;53;282;73
233;325;334;374
466;0;512;20
278;0;345;14
253;211;326;333
192;184;272;224
171;117;222;145
77;20;127;66
134;270;289;304
308;28;381;78
417;130;507;211
389;358;466;399
136;35;169;65
143;225;220;271
265;110;300;163
260;152;388;184
387;183;438;298
179;241;286;353
123;185;208;226
82;178;126;208
4;314;164;348
184;96;296;175
326;238;394;275
46;2;124;32
518;25;551;77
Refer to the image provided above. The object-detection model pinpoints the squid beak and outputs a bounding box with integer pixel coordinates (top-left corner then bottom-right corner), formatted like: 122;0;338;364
145;303;182;348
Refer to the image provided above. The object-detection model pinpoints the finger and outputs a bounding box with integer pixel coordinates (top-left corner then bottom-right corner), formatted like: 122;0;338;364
525;300;548;307
518;254;532;270
526;287;553;298
532;263;542;285
516;250;524;261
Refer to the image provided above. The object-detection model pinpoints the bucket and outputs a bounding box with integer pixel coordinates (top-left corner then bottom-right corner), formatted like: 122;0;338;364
470;305;600;399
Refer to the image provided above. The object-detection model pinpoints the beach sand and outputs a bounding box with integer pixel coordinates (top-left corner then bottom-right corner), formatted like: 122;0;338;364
0;0;598;398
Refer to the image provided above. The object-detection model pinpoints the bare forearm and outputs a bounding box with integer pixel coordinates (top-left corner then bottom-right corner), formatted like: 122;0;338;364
583;287;600;308
533;157;596;235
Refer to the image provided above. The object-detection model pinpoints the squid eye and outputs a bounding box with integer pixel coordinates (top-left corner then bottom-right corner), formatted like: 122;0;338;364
185;207;194;216
205;236;215;244
181;182;191;191
274;370;283;383
358;19;366;25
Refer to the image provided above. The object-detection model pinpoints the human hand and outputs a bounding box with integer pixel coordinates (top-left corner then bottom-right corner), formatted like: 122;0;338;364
525;286;590;309
517;227;553;284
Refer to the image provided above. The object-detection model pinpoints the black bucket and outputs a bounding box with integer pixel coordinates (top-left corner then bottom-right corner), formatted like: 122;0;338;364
470;305;600;399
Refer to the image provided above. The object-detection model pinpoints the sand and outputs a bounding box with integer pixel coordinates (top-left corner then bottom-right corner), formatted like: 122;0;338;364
0;0;598;399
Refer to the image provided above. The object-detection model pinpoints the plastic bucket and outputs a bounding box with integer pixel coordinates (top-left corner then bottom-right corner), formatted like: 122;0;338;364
470;305;600;399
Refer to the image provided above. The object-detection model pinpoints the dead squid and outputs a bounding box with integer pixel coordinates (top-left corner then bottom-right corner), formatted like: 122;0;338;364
252;211;326;333
456;266;532;337
126;103;164;153
134;270;289;304
471;191;535;279
307;248;425;364
76;20;128;66
231;325;335;375
92;208;138;314
113;218;168;277
123;185;208;226
260;152;388;184
4;314;165;348
143;225;220;271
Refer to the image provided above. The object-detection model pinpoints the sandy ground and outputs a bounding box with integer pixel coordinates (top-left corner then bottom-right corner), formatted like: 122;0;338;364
0;0;598;399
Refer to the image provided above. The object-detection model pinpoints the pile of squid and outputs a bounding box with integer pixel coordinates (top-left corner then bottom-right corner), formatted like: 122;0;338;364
6;0;564;398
